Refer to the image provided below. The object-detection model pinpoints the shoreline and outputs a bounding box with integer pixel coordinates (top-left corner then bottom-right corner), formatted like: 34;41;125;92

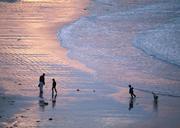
59;0;180;96
57;0;180;127
0;0;180;128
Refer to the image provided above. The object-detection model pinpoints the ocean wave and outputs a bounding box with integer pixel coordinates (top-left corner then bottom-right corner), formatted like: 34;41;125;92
58;0;180;97
133;17;180;66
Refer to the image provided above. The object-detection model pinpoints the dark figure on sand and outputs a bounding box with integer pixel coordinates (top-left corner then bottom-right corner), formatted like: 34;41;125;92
52;78;57;95
152;92;158;101
128;85;136;98
39;73;45;98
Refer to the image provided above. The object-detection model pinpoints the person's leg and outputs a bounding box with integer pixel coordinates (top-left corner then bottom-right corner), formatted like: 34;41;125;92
39;85;43;98
133;93;136;97
131;93;133;98
55;87;57;94
52;88;54;95
41;86;44;94
39;87;41;97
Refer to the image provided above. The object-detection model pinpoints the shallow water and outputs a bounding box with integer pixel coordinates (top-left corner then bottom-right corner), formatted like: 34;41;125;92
0;0;180;128
59;0;180;97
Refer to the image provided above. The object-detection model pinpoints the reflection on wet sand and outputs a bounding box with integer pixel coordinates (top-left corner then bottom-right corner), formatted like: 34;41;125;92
52;93;57;108
153;99;158;112
0;0;89;127
128;97;135;111
152;92;158;112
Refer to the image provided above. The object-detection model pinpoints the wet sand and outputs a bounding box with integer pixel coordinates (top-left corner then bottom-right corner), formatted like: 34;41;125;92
0;0;180;128
0;0;90;127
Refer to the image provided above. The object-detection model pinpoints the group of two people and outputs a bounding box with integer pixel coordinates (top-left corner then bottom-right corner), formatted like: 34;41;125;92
38;73;57;98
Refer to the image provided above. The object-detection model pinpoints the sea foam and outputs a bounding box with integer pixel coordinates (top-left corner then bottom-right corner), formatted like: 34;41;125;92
58;0;180;96
133;17;180;66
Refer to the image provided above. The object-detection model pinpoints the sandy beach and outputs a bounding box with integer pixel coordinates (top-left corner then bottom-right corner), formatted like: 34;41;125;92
0;0;180;128
0;0;90;127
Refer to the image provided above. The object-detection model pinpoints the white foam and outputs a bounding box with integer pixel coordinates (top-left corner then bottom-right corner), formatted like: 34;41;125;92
58;0;180;96
134;18;180;66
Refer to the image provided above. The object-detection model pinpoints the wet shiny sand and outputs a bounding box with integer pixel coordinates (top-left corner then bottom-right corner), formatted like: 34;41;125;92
0;0;180;128
0;0;91;95
0;0;91;127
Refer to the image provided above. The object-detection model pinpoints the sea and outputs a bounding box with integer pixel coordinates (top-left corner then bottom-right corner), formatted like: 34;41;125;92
58;0;180;97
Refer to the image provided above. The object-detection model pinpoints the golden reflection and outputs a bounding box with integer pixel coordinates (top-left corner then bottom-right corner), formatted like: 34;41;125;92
111;88;128;103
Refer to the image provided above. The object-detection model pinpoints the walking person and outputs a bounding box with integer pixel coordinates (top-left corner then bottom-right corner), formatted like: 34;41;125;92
39;73;45;98
52;78;57;95
128;85;136;98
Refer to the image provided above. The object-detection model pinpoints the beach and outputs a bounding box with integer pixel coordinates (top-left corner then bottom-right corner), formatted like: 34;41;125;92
0;0;180;128
0;0;90;127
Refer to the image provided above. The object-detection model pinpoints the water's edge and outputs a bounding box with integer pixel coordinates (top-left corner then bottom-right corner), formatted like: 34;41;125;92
58;0;180;97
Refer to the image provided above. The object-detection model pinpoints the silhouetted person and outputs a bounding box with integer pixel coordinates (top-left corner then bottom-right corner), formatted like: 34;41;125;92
128;85;136;98
152;92;158;101
129;97;135;111
52;79;57;108
39;73;45;98
52;78;57;95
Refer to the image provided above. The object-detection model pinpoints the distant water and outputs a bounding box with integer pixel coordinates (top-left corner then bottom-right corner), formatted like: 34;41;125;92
0;0;18;3
58;0;180;97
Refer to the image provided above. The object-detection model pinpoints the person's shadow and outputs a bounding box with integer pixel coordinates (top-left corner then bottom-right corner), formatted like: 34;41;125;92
52;93;57;108
39;98;48;111
152;92;158;112
129;97;135;111
153;99;158;112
